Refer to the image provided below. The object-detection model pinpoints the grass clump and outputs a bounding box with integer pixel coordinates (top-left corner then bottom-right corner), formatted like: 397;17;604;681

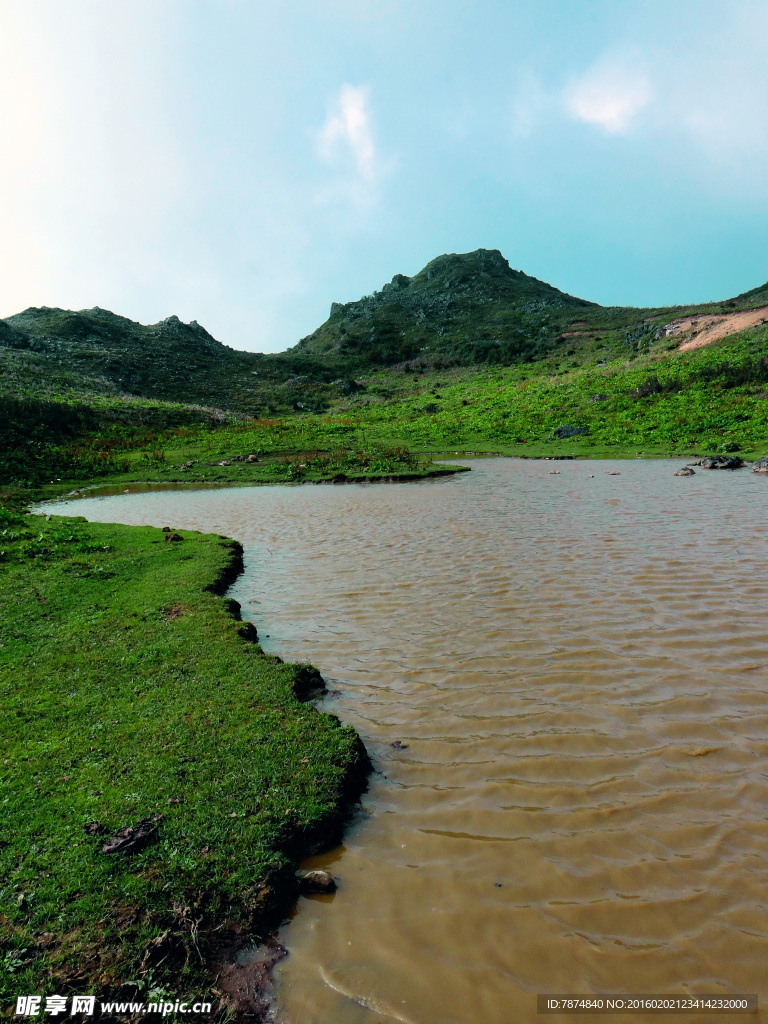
0;511;368;1002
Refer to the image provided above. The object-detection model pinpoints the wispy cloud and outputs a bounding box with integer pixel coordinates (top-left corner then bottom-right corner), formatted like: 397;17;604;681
314;83;388;213
318;83;376;181
564;59;651;134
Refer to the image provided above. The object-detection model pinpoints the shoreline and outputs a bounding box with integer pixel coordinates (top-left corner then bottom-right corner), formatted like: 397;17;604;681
0;510;371;1021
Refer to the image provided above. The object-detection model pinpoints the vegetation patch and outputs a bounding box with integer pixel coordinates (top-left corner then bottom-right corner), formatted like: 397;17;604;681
0;510;369;1006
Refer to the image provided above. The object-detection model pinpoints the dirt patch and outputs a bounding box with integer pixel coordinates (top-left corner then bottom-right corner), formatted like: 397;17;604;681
662;306;768;352
162;602;192;620
215;940;287;1022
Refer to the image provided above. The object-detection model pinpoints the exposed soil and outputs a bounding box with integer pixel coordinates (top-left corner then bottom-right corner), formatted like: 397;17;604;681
667;306;768;351
215;940;288;1022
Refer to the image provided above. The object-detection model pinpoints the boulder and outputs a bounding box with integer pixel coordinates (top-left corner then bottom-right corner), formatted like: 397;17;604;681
752;455;768;473
699;455;744;470
552;424;590;439
674;468;695;476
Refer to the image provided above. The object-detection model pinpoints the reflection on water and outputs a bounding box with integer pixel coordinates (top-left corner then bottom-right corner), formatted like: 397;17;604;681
43;460;768;1023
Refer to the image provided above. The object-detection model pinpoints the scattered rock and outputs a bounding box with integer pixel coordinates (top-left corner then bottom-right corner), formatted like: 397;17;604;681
674;468;695;476
687;459;702;466
752;455;768;473
298;869;337;894
391;740;409;749
699;455;744;470
167;796;183;805
246;454;259;463
164;533;183;542
218;460;232;466
101;815;163;855
608;471;621;475
589;394;608;403
548;470;560;474
161;526;172;532
552;424;590;439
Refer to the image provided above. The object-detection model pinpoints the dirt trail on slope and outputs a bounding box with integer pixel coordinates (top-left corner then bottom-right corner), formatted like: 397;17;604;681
666;306;768;351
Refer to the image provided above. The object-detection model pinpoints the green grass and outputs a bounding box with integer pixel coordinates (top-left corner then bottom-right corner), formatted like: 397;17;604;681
284;321;768;459
0;508;368;1001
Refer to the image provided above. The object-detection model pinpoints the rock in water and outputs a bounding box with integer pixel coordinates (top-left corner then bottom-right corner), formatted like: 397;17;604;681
699;455;744;470
752;455;768;473
298;870;337;894
674;468;695;476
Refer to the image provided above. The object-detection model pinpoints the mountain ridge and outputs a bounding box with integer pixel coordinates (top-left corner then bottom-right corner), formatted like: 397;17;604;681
3;248;768;413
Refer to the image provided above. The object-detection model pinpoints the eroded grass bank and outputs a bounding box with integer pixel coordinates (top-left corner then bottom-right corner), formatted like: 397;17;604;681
0;507;369;1010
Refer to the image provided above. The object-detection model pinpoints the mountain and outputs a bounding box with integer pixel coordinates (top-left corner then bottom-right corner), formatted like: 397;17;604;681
289;248;612;368
0;305;275;411
290;248;768;370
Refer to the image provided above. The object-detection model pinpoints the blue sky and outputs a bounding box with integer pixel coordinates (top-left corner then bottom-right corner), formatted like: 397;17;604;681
1;0;767;351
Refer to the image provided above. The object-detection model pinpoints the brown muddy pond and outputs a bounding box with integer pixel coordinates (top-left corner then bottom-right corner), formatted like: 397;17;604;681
45;459;768;1023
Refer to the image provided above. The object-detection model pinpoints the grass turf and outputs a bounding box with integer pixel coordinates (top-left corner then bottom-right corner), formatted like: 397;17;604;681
0;509;368;1003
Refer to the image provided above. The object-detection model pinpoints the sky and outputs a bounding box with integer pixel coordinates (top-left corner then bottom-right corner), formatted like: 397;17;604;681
1;0;767;353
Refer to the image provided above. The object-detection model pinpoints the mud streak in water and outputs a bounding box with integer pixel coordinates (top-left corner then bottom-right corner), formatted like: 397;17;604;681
51;460;768;1024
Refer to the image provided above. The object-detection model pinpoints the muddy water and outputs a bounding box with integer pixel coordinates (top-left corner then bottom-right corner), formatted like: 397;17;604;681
47;460;768;1023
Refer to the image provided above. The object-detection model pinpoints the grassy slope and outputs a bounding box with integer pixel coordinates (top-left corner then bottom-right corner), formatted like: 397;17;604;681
96;319;763;464
299;321;768;459
0;511;368;1003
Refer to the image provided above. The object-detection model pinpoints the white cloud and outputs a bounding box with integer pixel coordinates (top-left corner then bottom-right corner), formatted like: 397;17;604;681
318;83;376;180
565;59;651;134
315;83;390;213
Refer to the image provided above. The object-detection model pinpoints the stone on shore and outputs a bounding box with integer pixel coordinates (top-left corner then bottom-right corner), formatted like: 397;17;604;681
298;869;337;894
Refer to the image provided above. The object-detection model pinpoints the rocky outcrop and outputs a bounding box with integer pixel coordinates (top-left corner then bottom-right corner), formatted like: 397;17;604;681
552;424;590;439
